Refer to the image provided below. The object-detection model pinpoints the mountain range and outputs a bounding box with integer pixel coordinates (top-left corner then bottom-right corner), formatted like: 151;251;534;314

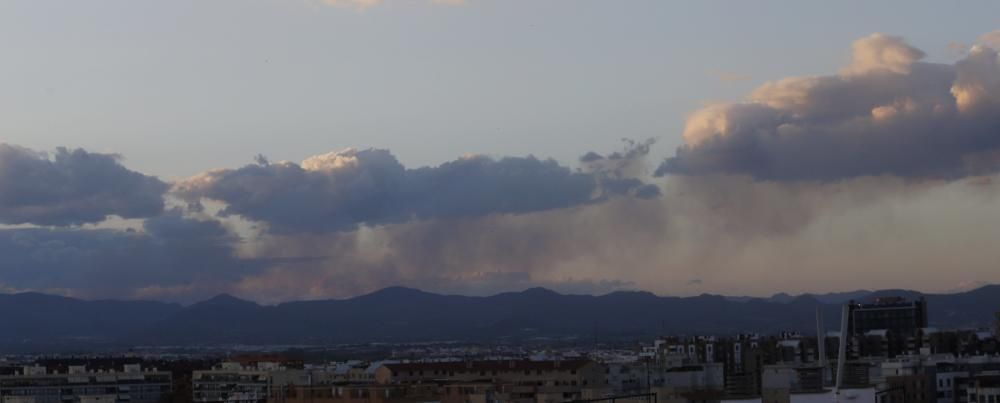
1;285;998;352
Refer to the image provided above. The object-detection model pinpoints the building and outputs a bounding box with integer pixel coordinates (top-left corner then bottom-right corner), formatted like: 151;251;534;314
967;375;1000;403
194;362;309;403
760;365;824;403
269;383;441;403
654;364;725;403
0;364;171;403
880;374;934;403
849;296;928;337
374;360;603;387
934;365;968;403
720;338;764;399
848;296;928;358
373;360;605;402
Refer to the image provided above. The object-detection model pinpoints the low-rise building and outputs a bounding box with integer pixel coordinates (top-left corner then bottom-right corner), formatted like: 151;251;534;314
373;360;605;403
0;364;171;403
967;375;1000;403
194;362;308;403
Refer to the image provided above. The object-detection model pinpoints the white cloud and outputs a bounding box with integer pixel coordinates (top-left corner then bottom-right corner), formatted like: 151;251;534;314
660;31;1000;181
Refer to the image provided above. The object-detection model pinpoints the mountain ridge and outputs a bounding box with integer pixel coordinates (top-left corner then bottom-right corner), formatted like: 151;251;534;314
1;285;996;352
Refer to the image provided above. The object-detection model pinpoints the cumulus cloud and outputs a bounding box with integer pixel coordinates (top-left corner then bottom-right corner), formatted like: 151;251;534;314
843;33;925;76
175;145;657;233
0;144;168;226
186;171;1000;303
658;32;1000;181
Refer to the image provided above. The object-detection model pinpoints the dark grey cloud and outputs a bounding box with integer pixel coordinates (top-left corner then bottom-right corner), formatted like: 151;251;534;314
579;152;604;163
0;144;168;226
176;145;657;233
657;34;1000;181
0;210;261;301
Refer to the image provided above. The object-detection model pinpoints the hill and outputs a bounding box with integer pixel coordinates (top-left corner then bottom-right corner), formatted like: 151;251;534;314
1;285;997;351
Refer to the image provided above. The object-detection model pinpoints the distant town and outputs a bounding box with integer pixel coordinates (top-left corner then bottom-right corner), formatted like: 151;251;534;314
2;295;999;403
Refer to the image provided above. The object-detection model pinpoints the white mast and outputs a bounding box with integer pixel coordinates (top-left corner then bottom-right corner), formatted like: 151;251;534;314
835;303;849;395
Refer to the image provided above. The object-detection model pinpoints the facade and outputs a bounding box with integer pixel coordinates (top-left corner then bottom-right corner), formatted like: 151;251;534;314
847;297;928;359
968;375;1000;403
935;368;968;403
374;360;603;388
655;364;725;403
880;374;934;403
760;365;824;403
373;360;606;403
269;383;441;403
848;297;928;337
0;365;171;403
194;362;309;403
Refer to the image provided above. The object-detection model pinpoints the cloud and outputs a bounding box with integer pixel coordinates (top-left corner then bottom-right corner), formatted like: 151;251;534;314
0;144;168;226
8;168;1000;303
0;210;262;302
8;33;1000;303
843;33;925;76
175;145;657;233
206;171;1000;302
979;30;1000;50
657;32;1000;181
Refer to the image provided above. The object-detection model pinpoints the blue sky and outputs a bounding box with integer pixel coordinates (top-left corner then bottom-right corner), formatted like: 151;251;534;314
3;0;998;179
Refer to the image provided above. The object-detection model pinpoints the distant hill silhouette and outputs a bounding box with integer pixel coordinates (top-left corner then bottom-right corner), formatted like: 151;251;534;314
1;285;998;352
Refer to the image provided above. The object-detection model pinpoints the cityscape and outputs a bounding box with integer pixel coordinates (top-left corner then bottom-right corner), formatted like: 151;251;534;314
3;1;1000;403
3;290;1000;403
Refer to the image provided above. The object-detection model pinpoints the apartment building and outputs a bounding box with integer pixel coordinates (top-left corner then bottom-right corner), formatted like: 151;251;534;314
0;364;171;403
193;362;309;403
374;360;606;402
967;375;1000;403
375;360;603;387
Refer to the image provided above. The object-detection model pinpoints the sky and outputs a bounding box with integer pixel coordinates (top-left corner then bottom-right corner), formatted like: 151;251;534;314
1;1;1000;303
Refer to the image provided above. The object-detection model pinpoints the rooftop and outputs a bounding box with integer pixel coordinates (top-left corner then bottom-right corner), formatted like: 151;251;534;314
381;359;593;373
